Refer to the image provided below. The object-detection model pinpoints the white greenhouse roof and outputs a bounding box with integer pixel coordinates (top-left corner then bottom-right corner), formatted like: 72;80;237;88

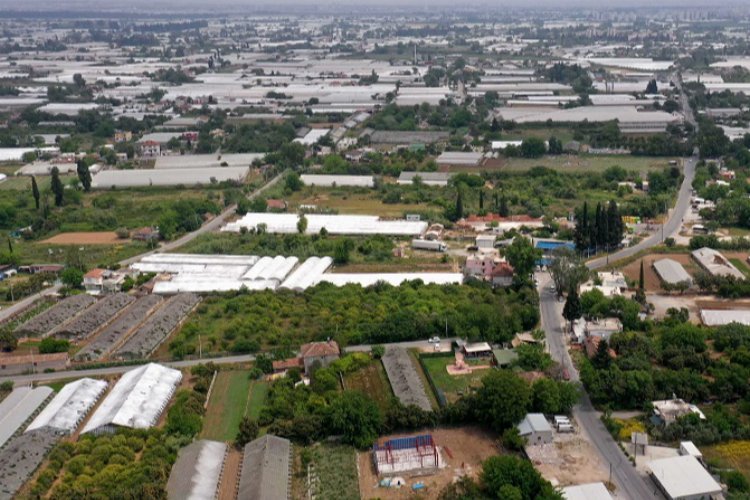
0;386;53;448
167;440;227;500
26;378;107;434
154;153;266;169
81;363;182;433
700;309;750;327
280;256;333;291
91;167;249;188
648;455;721;499
223;213;427;236
653;258;692;285
300;174;374;187
294;129;330;146
317;273;463;288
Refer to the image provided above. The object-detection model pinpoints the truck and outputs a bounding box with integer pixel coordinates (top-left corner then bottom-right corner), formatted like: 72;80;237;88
411;239;447;252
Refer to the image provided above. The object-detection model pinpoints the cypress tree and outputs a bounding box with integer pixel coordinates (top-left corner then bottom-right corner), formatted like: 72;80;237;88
455;190;464;220
31;175;40;210
50;167;63;207
639;260;645;291
479;190;484;211
76;160;92;192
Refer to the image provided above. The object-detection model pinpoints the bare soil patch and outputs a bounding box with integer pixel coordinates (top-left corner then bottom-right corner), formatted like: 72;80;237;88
357;426;499;499
525;431;610;488
217;448;241;500
42;231;128;245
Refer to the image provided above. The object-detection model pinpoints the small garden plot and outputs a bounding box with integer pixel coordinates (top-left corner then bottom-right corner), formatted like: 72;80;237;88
420;354;488;403
246;381;269;420
343;360;394;412
14;294;97;338
52;293;135;341
201;370;252;442
303;443;360;500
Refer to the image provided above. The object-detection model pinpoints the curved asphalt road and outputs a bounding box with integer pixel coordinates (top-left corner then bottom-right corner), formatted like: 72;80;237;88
539;153;698;499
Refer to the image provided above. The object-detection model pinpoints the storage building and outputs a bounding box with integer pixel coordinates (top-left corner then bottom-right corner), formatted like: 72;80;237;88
518;413;553;445
653;258;693;286
0;386;53;448
648;455;721;500
167;440;227;500
237;435;292;500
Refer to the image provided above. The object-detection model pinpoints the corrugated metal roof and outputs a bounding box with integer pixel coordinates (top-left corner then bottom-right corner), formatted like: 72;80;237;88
167;440;226;500
648;455;721;499
300;174;374;187
0;386;53;448
653;258;692;285
238;435;291;500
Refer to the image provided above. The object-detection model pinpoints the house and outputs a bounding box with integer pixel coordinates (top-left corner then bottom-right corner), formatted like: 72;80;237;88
0;352;69;375
139;140;161;158
652;398;706;426
19;264;64;275
83;268;126;294
464;254;498;279
475;234;496;251
272;357;303;375
461;342;493;359
517;413;553;445
490;262;515;288
584;318;623;342
300;340;340;375
679;441;703;461
265;199;287;212
648;455;721;500
511;332;541;348
113;130;132;143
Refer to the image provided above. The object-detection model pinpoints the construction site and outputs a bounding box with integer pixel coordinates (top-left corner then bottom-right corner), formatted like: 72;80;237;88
372;434;444;475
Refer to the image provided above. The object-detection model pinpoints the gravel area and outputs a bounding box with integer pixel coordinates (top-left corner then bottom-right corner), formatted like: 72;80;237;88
382;347;432;411
14;294;97;338
0;429;60;500
113;293;200;360
52;293;135;341
75;295;165;362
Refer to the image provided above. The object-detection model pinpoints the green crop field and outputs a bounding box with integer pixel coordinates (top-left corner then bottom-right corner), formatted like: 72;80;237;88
201;370;252;442
246;381;269;420
306;444;360;500
343;361;394;411
479;154;677;174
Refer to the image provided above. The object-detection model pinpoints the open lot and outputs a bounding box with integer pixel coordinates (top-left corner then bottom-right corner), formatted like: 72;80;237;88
524;427;611;488
297;443;361;500
200;370;252;442
344;360;394;412
357;426;499;499
42;231;127;245
281;187;428;217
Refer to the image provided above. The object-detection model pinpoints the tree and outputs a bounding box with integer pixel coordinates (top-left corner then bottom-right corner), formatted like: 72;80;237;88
499;196;509;217
547;136;563;155
520;137;546;158
592;338;612;369
50;167;64;207
297;214;308;234
481;455;562;500
284;172;303;192
455;190;464;220
548;247;590;296
39;338;70;354
31;175;40;210
479;190;484;211
574;201;589;252
475;370;530;432
61;268;83;289
76;160;91;191
0;328;17;352
532;378;562;414
73;73;86;88
646;79;658;94
333;238;354;264
502;427;525;451
505;237;541;282
562;285;582;325
329;390;383;448
235;416;259;448
606;200;624;249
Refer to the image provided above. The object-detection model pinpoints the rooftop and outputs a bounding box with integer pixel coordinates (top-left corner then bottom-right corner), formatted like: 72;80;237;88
648;455;721;499
518;413;553;435
238;435;292;500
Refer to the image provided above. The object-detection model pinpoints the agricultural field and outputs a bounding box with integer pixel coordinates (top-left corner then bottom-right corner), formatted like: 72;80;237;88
481;154;678;174
419;354;489;403
297;443;360;500
704;441;750;481
200;370;269;442
343;360;394;412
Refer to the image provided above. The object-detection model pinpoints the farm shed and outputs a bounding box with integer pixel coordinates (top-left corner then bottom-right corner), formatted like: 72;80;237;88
223;213;428;236
648;455;721;500
154;153;265;169
517;413;553;445
382;347;432;411
167;440;227;500
0;386;54;448
0;429;60;499
294;128;330;146
653;258;693;286
81;363;182;434
436;151;484;167
26;378;108;434
300;174;374;187
237;435;292;500
562;482;613;500
397;171;452;186
691;247;745;280
90;166;249;188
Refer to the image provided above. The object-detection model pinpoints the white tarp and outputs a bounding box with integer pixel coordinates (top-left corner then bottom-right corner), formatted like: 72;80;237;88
26;378;107;434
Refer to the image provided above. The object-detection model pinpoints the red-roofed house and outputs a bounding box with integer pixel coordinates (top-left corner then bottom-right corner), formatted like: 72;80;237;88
300;340;340;375
265;199;287;212
490;261;515;288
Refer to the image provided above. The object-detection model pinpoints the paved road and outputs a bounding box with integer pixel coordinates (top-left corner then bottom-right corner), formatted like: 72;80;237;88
587;156;697;270
538;274;660;500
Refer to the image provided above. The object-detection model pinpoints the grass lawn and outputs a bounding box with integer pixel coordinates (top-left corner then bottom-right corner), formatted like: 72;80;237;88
419;354;489;403
282;187;429;217
480;154;677;175
704;441;750;481
407;349;440;409
246;381;269;420
201;370;252;442
306;443;360;500
12;239;150;268
730;258;750;278
343;361;394;412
